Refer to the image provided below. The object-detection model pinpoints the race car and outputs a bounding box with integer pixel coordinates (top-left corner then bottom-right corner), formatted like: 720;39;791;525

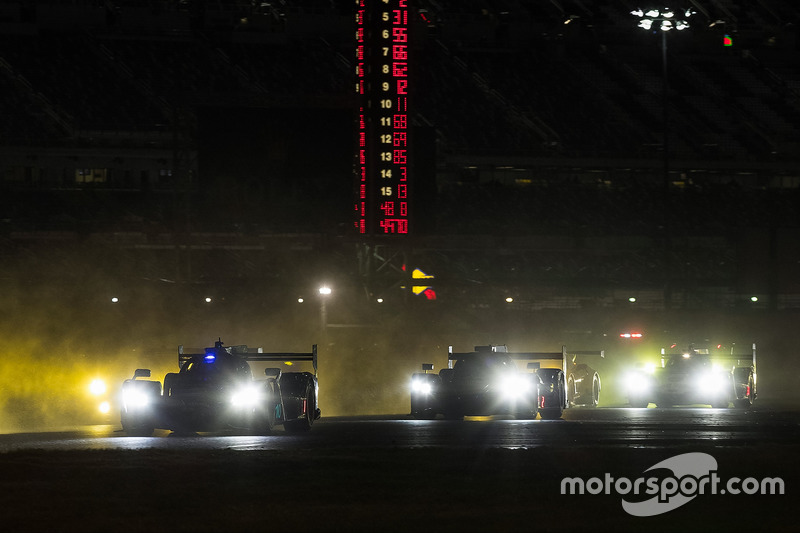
410;345;603;420
564;350;603;408
623;342;757;408
120;339;320;436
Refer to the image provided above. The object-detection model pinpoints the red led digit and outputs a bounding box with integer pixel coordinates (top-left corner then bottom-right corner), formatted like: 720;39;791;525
355;0;411;235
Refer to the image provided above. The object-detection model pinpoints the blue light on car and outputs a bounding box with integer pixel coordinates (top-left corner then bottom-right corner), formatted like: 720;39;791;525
204;350;216;363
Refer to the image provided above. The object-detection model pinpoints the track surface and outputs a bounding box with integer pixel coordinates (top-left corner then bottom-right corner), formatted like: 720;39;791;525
1;407;797;532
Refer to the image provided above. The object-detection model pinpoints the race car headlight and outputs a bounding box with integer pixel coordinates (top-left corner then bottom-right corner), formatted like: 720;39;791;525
230;385;263;408
498;374;532;399
697;372;727;394
624;371;651;394
89;379;107;396
123;388;151;408
411;380;433;395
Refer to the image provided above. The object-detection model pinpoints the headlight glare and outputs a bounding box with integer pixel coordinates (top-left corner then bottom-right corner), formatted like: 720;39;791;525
624;371;651;394
411;380;433;395
89;379;107;396
231;385;263;407
498;374;532;399
123;388;151;408
698;372;726;394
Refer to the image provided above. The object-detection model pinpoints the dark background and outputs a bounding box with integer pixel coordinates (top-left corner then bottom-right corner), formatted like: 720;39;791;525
0;1;799;430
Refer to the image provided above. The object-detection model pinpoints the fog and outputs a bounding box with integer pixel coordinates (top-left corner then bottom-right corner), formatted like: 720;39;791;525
3;287;799;434
1;244;799;434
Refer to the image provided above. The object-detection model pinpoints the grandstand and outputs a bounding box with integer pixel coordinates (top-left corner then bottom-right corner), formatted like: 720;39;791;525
0;0;798;312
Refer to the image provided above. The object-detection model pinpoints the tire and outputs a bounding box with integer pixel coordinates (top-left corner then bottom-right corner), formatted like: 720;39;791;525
283;381;316;434
512;406;537;420
734;374;755;409
120;404;155;436
442;404;464;420
589;374;600;407
628;398;649;408
410;388;436;419
162;373;178;398
711;398;730;409
121;416;155;437
567;375;576;407
251;381;278;435
654;396;670;408
539;372;565;419
411;400;437;420
120;380;159;436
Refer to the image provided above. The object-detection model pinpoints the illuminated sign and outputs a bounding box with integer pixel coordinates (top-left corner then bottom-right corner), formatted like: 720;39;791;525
411;267;435;298
398;266;436;299
354;0;411;235
723;34;733;47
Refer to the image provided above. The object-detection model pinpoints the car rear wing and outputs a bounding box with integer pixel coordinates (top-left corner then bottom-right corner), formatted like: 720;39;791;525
178;343;318;374
660;343;756;372
447;345;604;376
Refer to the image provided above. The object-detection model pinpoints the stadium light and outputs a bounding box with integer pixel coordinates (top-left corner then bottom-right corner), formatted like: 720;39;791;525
631;6;693;309
631;8;693;32
319;285;332;342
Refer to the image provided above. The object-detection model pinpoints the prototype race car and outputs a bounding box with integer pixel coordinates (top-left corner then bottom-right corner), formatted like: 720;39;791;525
410;345;603;420
120;339;320;436
624;342;757;408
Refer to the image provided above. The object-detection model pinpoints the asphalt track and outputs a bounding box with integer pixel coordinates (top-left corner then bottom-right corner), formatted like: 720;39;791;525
1;407;798;532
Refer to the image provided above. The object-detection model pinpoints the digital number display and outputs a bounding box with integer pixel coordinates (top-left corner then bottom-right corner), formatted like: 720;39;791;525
354;0;411;235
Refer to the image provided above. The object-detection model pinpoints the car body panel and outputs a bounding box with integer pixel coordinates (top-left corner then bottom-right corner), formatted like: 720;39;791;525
120;340;320;435
624;342;757;408
410;345;603;420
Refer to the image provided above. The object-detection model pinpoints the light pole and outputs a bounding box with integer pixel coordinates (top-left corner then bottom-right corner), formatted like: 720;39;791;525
318;285;332;343
631;7;693;309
